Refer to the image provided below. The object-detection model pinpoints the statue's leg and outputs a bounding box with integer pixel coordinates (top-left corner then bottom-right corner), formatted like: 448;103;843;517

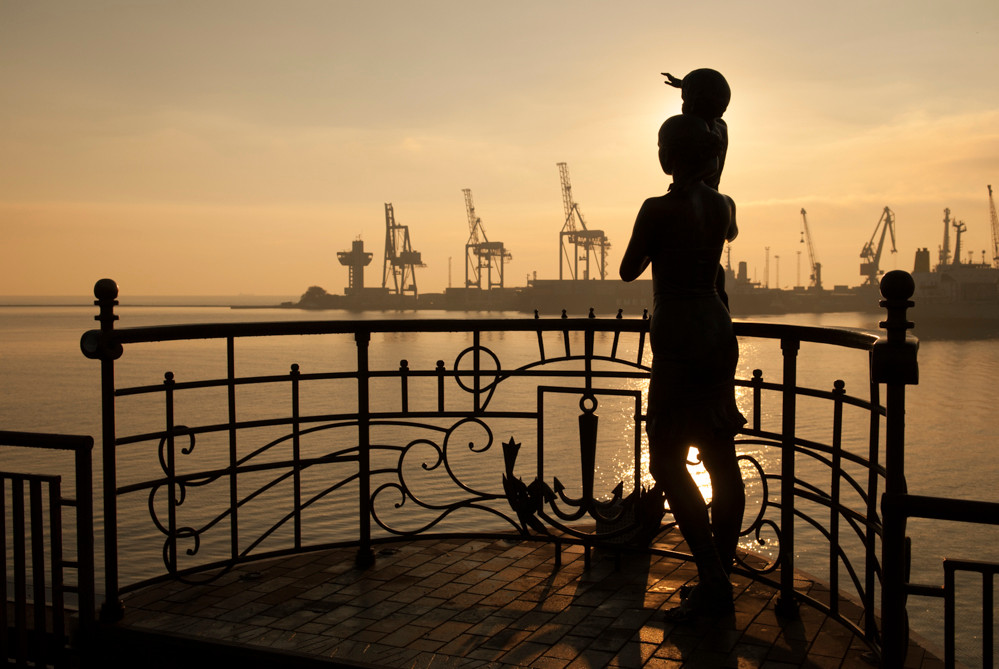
649;433;729;589
699;432;745;574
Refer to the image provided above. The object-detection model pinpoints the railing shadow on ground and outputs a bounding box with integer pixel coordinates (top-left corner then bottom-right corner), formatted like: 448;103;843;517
2;271;997;667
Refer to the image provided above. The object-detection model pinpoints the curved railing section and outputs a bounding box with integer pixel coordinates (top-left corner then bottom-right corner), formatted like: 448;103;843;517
81;275;920;662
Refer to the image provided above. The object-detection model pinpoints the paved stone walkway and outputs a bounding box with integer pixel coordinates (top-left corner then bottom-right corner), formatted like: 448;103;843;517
103;532;944;668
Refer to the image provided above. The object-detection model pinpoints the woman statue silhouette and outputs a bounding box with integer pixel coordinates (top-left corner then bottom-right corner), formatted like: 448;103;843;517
620;113;746;620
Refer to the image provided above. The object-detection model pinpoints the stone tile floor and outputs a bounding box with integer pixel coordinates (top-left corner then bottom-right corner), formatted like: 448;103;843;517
107;532;944;668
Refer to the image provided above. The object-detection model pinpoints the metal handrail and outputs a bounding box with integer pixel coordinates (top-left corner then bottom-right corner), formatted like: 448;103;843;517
77;274;922;666
85;314;882;349
0;430;96;666
886;493;999;668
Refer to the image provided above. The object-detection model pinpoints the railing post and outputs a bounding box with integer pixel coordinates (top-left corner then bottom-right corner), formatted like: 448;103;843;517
73;437;96;633
865;379;882;644
80;278;124;622
871;270;919;667
829;379;845;618
291;363;302;550
776;336;800;618
164;372;177;573
355;330;374;569
227;337;239;561
751;369;763;432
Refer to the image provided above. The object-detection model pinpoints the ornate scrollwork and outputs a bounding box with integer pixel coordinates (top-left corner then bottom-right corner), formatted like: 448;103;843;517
452;344;501;409
148;425;240;582
157;426;196;477
370;418;519;536
734;449;781;574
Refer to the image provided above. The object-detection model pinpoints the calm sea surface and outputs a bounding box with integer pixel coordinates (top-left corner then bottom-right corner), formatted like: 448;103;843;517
1;302;996;665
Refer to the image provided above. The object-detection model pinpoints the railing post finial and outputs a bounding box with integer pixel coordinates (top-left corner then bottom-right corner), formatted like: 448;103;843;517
82;278;123;361
872;270;918;385
878;270;915;344
94;278;118;324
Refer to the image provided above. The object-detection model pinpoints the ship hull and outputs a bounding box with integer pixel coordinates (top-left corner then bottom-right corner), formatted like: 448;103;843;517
910;264;999;337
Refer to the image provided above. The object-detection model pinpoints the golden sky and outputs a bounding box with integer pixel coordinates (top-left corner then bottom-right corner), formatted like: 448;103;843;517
3;1;998;296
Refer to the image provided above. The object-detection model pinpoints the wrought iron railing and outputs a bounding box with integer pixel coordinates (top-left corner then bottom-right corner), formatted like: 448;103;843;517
886;493;999;668
5;272;995;665
0;430;95;668
79;275;917;663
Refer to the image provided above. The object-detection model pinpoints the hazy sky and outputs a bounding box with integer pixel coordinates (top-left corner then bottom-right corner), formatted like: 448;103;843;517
3;1;999;296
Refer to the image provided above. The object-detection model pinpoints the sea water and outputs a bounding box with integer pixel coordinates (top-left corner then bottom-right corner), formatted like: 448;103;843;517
1;302;996;665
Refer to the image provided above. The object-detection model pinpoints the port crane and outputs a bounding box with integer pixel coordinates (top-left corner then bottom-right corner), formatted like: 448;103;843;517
799;208;822;290
382;203;424;297
462;188;511;290
989;185;999;268
859;206;897;287
558;162;610;280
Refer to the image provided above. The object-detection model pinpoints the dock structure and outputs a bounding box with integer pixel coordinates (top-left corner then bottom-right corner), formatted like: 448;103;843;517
337;239;373;294
3;272;997;667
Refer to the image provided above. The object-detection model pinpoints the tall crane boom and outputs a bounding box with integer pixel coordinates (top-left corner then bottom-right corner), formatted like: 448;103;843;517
799;208;822;289
859;206;897;287
557;162;610;281
559;162;577;233
462;188;511;290
989;185;999;268
463;188;487;246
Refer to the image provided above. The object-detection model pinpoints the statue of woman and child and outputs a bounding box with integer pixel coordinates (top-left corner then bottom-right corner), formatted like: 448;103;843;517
620;68;746;622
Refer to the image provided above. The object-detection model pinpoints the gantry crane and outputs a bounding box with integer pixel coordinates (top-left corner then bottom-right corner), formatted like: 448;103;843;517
799;208;822;290
463;188;511;290
382;203;424;297
988;185;999;268
558;163;610;280
859;206;897;287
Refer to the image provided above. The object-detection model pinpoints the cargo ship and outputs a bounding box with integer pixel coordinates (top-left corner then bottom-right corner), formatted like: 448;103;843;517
909;200;999;336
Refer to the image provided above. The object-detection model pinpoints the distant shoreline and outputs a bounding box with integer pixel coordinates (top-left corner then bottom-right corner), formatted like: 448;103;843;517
0;296;297;308
0;303;292;309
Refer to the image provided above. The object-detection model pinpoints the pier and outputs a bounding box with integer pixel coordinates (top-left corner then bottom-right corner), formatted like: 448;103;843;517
2;272;997;667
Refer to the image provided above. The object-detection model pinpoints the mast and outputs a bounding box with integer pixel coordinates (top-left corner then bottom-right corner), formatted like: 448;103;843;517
989;185;999;268
939;208;951;267
952;218;967;266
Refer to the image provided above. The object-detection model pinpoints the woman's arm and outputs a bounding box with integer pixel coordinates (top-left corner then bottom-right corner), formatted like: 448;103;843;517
619;200;655;282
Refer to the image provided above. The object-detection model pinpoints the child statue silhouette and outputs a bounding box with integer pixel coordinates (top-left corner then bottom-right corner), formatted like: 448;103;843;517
620;112;746;621
664;68;732;310
662;68;730;190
